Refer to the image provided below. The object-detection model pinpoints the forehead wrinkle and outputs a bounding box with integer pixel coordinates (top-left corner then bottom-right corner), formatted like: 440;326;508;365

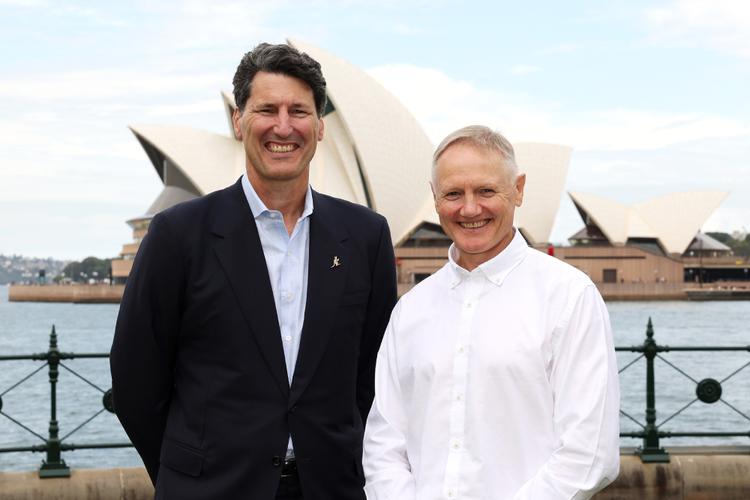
436;166;514;194
433;143;515;186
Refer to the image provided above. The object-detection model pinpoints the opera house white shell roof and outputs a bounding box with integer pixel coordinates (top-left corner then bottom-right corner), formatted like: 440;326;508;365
129;39;572;246
569;191;729;255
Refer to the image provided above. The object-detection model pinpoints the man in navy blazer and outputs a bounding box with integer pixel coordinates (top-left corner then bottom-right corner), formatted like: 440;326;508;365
110;43;397;500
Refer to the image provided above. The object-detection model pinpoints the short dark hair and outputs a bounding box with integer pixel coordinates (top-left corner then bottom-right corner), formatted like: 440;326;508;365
232;43;327;116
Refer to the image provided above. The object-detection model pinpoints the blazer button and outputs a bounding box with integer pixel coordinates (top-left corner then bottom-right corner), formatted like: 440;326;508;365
272;456;281;467
289;405;297;413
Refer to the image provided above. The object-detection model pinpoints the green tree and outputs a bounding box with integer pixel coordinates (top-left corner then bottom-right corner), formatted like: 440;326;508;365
706;232;733;244
60;257;112;282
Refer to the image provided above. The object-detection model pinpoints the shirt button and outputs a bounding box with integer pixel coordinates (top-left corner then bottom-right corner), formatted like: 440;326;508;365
284;335;292;342
456;393;463;401
448;489;455;497
458;346;465;353
466;302;473;308
452;440;461;449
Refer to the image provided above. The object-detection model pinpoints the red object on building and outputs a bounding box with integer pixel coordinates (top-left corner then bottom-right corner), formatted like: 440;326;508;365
547;244;555;256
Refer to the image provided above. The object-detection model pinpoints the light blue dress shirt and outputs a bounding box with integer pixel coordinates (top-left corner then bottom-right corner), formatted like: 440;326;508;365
241;173;313;457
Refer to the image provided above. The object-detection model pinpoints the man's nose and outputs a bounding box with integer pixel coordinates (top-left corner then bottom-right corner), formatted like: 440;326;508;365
273;109;293;137
460;195;481;217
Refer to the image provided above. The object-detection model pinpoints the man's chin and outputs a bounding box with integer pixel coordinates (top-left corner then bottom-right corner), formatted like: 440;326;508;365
253;164;309;182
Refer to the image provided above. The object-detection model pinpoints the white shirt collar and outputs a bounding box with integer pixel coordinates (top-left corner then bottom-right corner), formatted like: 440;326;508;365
447;228;528;288
241;173;314;221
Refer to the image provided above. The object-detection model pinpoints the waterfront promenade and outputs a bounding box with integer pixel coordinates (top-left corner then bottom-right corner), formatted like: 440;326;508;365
10;281;750;303
7;284;123;304
1;286;748;497
1;450;750;499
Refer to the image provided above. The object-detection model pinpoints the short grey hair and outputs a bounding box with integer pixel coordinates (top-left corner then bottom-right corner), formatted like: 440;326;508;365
432;125;518;185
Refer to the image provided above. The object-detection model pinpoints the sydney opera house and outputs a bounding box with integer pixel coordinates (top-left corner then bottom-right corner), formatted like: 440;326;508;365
112;40;747;299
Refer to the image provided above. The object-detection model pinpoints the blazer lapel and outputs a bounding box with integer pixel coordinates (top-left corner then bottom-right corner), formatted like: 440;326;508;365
211;181;289;398
289;192;349;406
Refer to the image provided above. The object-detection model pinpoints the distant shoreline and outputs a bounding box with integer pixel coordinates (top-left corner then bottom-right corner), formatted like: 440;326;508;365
7;284;123;304
7;282;750;303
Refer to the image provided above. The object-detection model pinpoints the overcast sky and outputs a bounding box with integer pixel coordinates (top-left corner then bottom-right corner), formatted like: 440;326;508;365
1;0;749;260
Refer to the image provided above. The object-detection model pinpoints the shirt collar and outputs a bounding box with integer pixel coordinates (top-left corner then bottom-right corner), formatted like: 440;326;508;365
447;228;528;288
241;173;314;221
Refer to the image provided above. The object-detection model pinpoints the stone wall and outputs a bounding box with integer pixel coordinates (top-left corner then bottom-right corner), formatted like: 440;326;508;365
8;284;124;304
1;452;749;499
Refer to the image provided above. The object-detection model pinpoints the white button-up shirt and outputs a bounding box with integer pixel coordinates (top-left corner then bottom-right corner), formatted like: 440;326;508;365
363;229;620;500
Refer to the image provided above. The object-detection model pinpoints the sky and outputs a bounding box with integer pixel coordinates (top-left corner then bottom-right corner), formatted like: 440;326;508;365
1;0;749;260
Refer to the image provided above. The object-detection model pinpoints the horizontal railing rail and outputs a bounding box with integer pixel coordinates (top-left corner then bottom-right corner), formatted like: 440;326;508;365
0;325;131;477
3;321;748;474
616;318;750;462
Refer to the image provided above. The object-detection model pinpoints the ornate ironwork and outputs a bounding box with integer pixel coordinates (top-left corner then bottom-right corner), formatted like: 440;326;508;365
0;325;132;477
617;318;750;463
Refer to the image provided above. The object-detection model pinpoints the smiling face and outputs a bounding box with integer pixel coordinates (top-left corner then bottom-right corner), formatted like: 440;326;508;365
432;142;525;271
232;71;324;190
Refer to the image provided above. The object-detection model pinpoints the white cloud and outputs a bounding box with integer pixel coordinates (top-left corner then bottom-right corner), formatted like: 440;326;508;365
560;109;749;151
0;115;147;163
509;64;541;75
645;0;750;57
0;201;142;259
367;63;551;144
543;42;584;54
0;0;46;6
0;69;225;101
392;22;423;35
52;4;130;27
703;206;750;234
139;0;285;53
139;99;221;117
368;63;750;151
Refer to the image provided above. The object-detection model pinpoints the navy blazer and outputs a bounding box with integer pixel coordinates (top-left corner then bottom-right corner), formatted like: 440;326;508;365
110;179;397;500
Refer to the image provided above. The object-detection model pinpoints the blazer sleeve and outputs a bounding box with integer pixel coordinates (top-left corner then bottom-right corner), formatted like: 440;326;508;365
110;213;185;484
356;217;397;425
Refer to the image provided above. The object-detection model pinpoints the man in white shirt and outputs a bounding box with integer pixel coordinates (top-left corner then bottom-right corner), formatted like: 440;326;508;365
363;125;620;500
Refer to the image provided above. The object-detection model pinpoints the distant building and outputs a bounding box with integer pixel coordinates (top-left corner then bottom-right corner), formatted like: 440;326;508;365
567;191;728;257
559;191;750;287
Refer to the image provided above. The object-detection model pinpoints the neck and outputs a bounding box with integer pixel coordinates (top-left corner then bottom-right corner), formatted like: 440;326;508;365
247;170;308;235
456;228;516;271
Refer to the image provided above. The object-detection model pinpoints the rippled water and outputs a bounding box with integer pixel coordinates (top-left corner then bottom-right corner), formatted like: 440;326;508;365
1;284;748;472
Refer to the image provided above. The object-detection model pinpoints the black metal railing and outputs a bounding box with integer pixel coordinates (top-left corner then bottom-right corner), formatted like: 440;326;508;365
0;325;131;477
617;318;750;462
2;321;749;474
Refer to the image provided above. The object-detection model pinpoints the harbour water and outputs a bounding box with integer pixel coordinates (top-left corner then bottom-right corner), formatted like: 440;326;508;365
1;284;748;472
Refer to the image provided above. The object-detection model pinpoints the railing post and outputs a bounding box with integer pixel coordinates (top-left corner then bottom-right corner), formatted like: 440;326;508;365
39;325;70;478
637;317;669;463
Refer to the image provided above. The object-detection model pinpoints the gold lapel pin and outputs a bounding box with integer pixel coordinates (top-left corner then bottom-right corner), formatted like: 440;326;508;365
331;256;341;268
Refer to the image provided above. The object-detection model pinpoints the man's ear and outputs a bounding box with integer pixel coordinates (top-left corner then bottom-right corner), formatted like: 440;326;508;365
232;109;243;139
430;181;440;211
317;117;325;141
514;173;526;207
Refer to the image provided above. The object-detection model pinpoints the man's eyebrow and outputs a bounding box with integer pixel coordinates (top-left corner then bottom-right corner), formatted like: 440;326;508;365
290;101;314;109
